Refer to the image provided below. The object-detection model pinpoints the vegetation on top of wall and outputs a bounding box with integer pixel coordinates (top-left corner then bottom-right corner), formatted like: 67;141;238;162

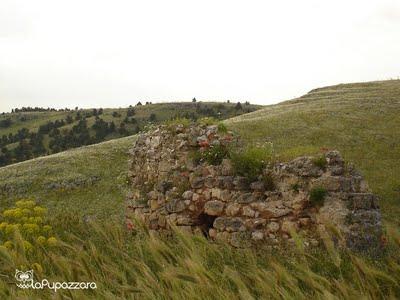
230;145;274;182
200;144;230;165
309;187;328;207
312;155;328;170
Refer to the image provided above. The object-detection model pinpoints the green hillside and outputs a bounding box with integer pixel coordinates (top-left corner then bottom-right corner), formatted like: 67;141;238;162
0;80;399;299
0;135;136;220
0;102;260;167
227;80;400;220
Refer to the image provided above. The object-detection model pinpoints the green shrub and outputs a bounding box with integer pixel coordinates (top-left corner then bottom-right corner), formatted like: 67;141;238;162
231;146;273;181
291;183;300;193
263;174;275;191
309;187;327;207
198;117;218;126
166;117;191;128
201;144;230;165
188;150;202;165
217;122;228;134
312;155;327;170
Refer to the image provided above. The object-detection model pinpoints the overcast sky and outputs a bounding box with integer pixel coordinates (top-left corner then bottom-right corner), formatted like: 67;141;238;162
1;0;399;113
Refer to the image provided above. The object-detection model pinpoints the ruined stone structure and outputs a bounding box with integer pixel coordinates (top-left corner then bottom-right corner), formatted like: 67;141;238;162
126;124;382;251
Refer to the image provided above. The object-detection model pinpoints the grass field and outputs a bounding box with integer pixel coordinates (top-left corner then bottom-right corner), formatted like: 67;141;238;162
0;80;399;298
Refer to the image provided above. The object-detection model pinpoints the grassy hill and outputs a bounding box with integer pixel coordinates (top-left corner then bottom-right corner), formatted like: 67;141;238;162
0;102;260;137
0;80;399;299
0;135;136;220
0;102;261;167
227;80;400;221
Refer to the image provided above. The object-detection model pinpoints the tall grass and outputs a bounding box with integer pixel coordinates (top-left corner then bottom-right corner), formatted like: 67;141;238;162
1;214;399;299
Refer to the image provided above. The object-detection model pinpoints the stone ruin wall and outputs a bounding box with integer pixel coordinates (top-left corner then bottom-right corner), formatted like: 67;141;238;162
126;124;382;251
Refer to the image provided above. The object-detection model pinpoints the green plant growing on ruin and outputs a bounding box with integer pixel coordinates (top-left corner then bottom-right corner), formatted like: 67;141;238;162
312;155;327;170
174;177;191;196
263;173;275;191
198;117;218;126
309;187;327;207
291;182;301;193
166;117;191;130
188;149;203;165
217;122;228;134
201;144;230;165
231;145;273;181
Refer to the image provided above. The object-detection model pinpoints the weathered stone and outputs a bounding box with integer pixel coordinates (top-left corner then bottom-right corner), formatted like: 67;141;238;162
242;206;256;217
267;222;280;233
231;232;251;248
233;177;249;190
191;177;205;189
285;156;323;177
166;199;186;213
177;215;194;225
204;177;215;188
156;181;173;193
202;189;212;201
220;189;231;202
225;203;241;216
235;193;256;204
209;228;217;238
226;218;245;232
313;176;352;192
252;231;264;241
325;151;344;166
204;200;225;216
182;190;194;200
252;201;292;218
213;217;244;232
250;181;265;191
349;193;378;210
211;188;222;200
222;176;234;189
150;136;161;148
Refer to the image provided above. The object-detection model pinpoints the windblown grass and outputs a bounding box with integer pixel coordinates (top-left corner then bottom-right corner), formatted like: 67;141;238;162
0;216;399;299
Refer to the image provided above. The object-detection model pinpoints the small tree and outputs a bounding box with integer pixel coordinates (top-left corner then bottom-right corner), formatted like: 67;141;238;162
235;102;242;110
192;97;197;103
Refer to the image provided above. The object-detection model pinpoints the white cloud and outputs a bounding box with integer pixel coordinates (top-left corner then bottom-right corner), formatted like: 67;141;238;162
0;0;399;112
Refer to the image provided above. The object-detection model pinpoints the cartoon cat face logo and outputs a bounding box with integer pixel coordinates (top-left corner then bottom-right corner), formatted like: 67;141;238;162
15;270;33;288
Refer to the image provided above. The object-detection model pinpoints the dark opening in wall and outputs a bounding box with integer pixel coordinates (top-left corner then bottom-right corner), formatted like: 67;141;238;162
197;213;217;237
